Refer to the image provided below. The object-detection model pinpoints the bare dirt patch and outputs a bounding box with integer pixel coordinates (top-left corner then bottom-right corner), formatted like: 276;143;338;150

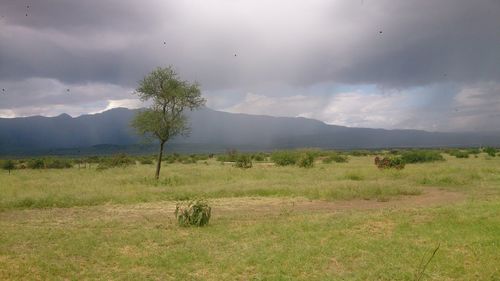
0;188;466;224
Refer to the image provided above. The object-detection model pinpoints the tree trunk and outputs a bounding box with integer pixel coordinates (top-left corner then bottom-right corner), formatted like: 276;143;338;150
155;141;165;180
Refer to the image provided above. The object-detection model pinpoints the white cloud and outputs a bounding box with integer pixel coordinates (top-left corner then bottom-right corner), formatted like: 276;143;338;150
101;99;143;112
223;91;415;129
0;78;134;117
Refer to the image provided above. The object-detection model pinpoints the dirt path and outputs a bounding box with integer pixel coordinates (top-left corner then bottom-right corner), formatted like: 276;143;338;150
101;188;466;219
0;189;466;223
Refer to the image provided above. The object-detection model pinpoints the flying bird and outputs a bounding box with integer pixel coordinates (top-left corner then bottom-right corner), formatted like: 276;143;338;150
379;31;383;34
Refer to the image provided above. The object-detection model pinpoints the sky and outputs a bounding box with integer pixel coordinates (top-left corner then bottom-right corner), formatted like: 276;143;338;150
0;0;499;132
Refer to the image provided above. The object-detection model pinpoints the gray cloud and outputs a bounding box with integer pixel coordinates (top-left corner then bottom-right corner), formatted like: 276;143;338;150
0;0;499;131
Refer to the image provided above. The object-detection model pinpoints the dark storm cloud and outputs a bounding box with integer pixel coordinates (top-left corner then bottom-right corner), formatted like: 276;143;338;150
0;0;499;130
1;0;498;88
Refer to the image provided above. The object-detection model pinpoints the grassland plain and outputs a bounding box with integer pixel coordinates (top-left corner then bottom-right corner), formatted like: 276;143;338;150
1;155;500;280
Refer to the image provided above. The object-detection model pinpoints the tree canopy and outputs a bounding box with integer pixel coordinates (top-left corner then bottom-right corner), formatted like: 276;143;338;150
132;66;205;179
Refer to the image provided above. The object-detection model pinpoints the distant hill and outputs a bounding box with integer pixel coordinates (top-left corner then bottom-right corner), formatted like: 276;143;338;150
0;107;499;155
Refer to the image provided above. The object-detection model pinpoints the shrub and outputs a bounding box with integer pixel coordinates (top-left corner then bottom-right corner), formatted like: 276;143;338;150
235;154;252;169
2;160;15;174
251;153;267;162
181;157;196;164
45;158;73;169
297;153;315;168
174;200;211;227
140;158;154;164
401;150;444;164
217;149;239;162
322;154;349;164
484;147;497;157
374;156;405;169
97;153;135;169
450;150;469;158
466;148;481;155
271;151;298;166
28;158;45;169
348;150;371;156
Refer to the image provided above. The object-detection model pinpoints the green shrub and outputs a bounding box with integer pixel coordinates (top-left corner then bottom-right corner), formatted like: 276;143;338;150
251;153;267;162
452;151;469;158
140;158;154;164
174;200;211;227
322;154;349;164
235;154;253;169
45;158;73;169
217;149;239;162
297;153;315;168
2;160;15;174
97;153;135;169
484;147;497;157
348;150;370;156
374;156;405;169
466;148;481;155
28;159;45;169
401;150;444;164
271;151;299;166
181;157;196;164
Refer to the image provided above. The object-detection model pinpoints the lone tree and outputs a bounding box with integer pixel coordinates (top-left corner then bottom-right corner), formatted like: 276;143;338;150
132;66;205;179
2;160;15;175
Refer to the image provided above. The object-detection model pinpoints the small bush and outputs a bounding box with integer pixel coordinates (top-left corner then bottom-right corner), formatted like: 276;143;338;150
28;159;45;169
174;200;211;227
216;149;239;162
375;156;405;169
401;150;444;164
97;153;134;169
322;154;349;164
450;150;469;158
484;147;497;157
181;157;196;164
348;150;370;156
235;154;252;169
140;158;153;164
297;153;315;168
251;153;267;162
45;158;73;169
271;151;298;166
2;160;15;174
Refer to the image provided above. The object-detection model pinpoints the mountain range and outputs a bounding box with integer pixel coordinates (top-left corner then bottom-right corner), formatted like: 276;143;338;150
0;107;499;156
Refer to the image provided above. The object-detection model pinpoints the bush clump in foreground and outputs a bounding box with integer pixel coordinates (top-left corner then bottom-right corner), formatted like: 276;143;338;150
401;150;444;164
174;200;211;227
271;151;299;166
297;152;315;168
235;154;252;169
374;156;405;169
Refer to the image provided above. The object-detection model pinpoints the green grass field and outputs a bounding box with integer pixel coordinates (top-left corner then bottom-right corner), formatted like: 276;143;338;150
1;154;499;280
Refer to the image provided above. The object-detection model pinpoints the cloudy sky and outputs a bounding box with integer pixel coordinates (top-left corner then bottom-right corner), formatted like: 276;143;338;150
0;0;499;132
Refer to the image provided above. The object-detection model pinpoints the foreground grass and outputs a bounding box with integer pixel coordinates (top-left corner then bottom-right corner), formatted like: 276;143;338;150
1;155;499;210
0;198;499;280
1;154;499;279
